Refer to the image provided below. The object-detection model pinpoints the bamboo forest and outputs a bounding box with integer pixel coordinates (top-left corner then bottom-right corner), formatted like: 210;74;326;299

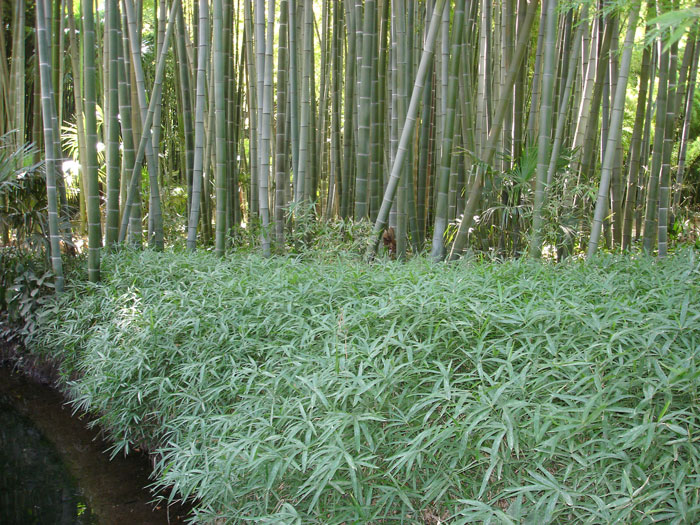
2;0;700;523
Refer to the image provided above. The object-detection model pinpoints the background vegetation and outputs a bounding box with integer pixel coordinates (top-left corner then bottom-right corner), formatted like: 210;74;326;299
3;1;700;522
2;0;700;287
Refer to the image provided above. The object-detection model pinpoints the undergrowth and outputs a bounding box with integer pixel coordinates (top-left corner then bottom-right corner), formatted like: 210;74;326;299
28;249;700;524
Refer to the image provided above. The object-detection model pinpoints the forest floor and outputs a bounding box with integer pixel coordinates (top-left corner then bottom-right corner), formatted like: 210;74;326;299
19;248;700;523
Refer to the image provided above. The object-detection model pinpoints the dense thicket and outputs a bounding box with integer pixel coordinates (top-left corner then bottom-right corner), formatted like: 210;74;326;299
4;3;700;522
28;249;700;522
2;0;700;285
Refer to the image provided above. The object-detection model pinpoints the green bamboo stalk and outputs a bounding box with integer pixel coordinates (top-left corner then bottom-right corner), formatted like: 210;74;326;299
326;0;342;220
643;25;669;253
388;22;398;231
430;0;465;261
203;82;215;244
99;0;108;146
552;8;571;134
83;0;102;282
354;0;363;147
46;0;70;227
123;0;164;249
231;46;245;230
475;0;490;158
254;0;265;213
0;13;8;131
296;0;313;204
66;0;88;231
447;119;460;223
608;18;623;248
257;0;274;257
116;33;140;246
526;0;548;145
571;15;596;166
222;0;234;235
502;0;514;172
146;1;165;240
578;18;613;190
416;41;433;247
54;0;70;158
0;20;8;139
437;0;449;152
105;0;121;247
119;0;179;244
448;0;538;260
10;0;25;149
309;6;322;208
123;5;142;153
243;7;259;216
459;4;477;166
51;0;61;112
657;38;678;258
32;59;42;155
404;2;420;255
214;0;227;256
622;16;653;250
151;0;166;156
175;1;194;219
316;0;331;216
395;0;408;259
186;0;210;250
587;5;639;258
513;0;527;162
546;4;586;187
673;22;695;130
119;7;144;245
288;0;301;186
135;0;143;44
341;1;356;218
370;0;390;222
530;0;558;258
354;0;376;219
601;19;612;166
367;0;447;257
673;31;700;214
276;0;290;247
367;2;380;221
36;0;65;292
636;46;657;242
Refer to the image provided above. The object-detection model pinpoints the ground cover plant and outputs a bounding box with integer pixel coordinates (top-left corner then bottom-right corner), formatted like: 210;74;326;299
28;249;700;524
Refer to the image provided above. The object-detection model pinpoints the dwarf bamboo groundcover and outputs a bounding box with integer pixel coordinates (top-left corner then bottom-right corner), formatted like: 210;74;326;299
28;250;700;523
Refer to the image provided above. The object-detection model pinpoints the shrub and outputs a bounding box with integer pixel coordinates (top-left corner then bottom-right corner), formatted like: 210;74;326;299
28;249;700;523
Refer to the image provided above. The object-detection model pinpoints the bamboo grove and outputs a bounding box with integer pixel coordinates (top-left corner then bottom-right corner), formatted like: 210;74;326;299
1;0;700;286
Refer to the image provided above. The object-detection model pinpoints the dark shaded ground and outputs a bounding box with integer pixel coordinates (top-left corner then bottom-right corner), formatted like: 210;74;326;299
0;359;193;525
1;389;100;525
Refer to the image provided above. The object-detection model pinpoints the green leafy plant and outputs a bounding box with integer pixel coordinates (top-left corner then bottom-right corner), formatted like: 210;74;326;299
285;201;374;257
480;147;537;256
647;7;700;50
0;247;53;340
0;134;48;248
27;249;700;524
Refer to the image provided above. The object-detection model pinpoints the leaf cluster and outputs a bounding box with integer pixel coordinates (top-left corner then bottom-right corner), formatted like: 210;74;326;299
27;249;700;523
0;133;48;247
